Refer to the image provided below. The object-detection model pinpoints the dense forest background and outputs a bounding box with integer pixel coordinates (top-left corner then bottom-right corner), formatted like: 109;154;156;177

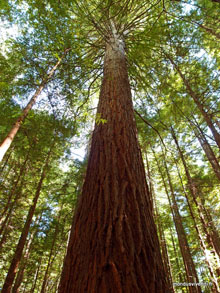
0;0;220;292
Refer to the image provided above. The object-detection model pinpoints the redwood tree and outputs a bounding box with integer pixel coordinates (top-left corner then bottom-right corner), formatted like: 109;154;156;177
59;18;169;292
2;144;53;292
0;49;70;163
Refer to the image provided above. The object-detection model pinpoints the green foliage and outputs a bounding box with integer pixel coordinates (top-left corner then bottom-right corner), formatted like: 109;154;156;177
95;112;107;125
0;0;220;291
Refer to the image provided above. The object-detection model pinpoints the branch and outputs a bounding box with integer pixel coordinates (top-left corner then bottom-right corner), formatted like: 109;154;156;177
134;109;167;149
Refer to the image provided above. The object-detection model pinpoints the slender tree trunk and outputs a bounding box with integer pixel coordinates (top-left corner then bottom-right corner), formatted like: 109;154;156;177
145;151;154;211
2;146;52;292
0;217;12;253
154;192;174;292
193;124;220;181
159;228;174;292
0;159;16;184
40;214;60;293
145;150;174;291
0;174;26;237
12;214;41;293
175;162;219;292
171;127;220;261
49;275;60;293
215;120;220;130
1;142;36;237
203;206;220;259
59;29;168;292
169;226;188;293
0;49;70;162
165;171;200;293
0;151;29;224
0;148;13;173
167;56;220;150
12;233;34;293
153;149;201;293
31;258;42;293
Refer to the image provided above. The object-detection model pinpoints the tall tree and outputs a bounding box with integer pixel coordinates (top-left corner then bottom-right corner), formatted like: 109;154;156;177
165;55;220;150
0;49;70;162
170;126;220;261
153;148;201;293
59;9;168;293
2;143;54;292
1;0;220;291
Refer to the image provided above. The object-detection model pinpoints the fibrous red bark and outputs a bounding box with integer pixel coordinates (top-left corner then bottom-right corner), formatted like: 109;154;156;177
59;33;168;292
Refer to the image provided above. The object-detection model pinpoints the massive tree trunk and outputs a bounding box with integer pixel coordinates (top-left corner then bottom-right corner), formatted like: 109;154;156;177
59;30;168;292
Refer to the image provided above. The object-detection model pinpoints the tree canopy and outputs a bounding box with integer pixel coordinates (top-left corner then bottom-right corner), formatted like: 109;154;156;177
0;0;220;292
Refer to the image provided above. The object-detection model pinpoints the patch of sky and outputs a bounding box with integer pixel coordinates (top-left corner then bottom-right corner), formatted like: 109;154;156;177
0;20;19;56
194;48;216;66
181;0;197;15
182;2;194;14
